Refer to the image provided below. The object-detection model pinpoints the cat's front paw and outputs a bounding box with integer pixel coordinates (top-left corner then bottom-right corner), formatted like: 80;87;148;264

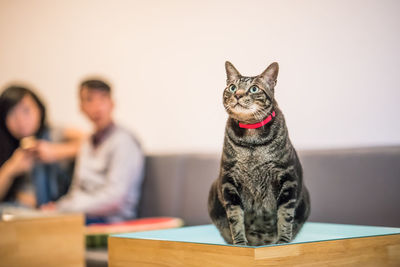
276;237;292;244
233;239;248;246
276;240;288;245
233;241;248;246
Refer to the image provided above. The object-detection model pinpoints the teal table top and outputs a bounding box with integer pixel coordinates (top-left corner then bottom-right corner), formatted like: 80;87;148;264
112;222;400;248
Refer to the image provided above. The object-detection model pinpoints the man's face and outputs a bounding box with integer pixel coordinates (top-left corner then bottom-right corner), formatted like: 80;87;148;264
80;87;114;130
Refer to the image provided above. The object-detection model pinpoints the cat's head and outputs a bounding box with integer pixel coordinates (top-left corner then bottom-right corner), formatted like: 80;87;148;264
223;61;278;124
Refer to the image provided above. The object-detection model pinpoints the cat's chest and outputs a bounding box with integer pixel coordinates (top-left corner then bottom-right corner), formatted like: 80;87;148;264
230;146;275;179
226;146;279;203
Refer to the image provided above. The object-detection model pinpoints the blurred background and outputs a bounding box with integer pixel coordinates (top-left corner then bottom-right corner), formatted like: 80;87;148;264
1;0;399;154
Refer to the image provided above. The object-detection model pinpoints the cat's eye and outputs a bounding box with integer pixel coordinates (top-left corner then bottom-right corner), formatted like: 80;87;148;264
249;86;259;93
229;84;237;93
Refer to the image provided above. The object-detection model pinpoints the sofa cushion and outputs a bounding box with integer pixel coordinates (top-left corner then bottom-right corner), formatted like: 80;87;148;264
138;146;400;227
299;146;400;227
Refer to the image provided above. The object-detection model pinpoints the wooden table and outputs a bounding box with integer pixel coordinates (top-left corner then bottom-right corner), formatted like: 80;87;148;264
0;210;85;267
109;222;400;267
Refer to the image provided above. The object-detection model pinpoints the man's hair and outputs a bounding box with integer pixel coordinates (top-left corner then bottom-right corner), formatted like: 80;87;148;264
80;79;111;94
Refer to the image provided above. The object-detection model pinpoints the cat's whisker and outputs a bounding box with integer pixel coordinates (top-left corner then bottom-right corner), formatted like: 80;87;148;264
252;111;262;122
253;110;265;122
255;109;270;121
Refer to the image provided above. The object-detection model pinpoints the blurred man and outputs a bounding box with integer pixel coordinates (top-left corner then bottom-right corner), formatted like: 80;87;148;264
42;79;144;223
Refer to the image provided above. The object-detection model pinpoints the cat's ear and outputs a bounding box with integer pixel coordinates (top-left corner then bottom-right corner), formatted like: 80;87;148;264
225;61;241;83
259;62;279;88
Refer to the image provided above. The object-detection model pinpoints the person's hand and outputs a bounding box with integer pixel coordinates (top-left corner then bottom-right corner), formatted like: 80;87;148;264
16;191;37;208
33;140;57;163
40;201;57;211
6;148;34;177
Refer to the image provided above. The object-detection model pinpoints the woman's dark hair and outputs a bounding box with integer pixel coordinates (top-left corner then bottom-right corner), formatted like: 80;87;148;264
0;85;47;166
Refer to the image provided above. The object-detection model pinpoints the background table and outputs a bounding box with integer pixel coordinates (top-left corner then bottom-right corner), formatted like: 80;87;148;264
0;209;84;267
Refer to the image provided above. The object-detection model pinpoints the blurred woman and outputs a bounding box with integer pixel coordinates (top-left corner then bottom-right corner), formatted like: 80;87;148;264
0;85;83;208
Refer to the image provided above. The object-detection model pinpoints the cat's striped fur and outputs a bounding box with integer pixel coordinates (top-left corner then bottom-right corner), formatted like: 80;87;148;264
208;61;310;246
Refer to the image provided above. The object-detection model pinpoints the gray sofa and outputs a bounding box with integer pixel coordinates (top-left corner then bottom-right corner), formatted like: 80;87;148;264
87;145;400;266
139;146;400;227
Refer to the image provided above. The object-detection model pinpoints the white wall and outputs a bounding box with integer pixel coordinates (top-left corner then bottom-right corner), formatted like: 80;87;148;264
1;0;399;153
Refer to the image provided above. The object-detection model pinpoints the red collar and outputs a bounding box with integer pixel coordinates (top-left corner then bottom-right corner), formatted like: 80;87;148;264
238;111;276;129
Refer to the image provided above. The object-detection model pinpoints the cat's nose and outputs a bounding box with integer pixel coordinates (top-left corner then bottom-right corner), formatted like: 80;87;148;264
234;91;245;99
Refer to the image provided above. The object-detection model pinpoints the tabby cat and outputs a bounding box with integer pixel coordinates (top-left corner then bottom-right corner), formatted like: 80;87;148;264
208;61;310;246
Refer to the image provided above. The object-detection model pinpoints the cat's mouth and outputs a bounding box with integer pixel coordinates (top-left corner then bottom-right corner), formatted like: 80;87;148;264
232;100;251;109
232;104;249;113
227;103;260;123
232;101;253;111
